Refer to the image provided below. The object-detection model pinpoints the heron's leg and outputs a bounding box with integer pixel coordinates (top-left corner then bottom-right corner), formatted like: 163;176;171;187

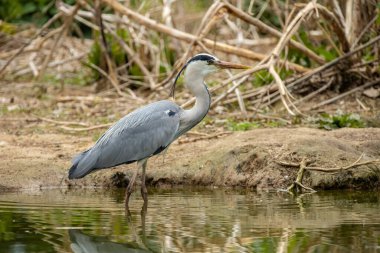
141;200;147;240
140;159;148;203
125;161;141;209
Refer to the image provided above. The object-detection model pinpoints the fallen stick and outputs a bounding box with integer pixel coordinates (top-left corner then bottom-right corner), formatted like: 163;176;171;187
0;12;63;76
37;116;89;127
60;123;113;131
13;53;86;77
305;153;380;173
277;153;380;193
311;78;380;109
177;131;232;144
55;96;113;102
286;158;316;193
293;77;334;105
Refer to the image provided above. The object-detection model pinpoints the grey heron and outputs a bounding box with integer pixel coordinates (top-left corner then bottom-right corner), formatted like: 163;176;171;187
68;53;249;208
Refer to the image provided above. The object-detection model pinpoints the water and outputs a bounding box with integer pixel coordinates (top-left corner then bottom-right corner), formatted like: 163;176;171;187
0;188;379;253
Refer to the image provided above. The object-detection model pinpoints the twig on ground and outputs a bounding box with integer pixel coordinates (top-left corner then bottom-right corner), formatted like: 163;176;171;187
311;78;380;109
305;154;380;173
60;123;113;131
13;53;86;77
177;131;232;144
293;77;334;105
285;158;316;193
55;96;113;102
37;116;89;127
277;153;380;193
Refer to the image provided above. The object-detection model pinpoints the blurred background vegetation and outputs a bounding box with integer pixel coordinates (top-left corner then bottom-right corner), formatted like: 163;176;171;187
0;0;75;25
0;0;379;134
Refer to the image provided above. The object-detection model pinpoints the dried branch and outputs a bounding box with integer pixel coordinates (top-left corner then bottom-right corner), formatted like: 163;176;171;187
37;3;80;81
0;12;63;76
264;1;320;115
222;1;326;64
286;34;380;89
13;53;86;77
293;77;334;105
286;158;316;193
86;62;126;97
307;159;380;173
311;78;380;110
277;153;380;193
158;1;226;88
351;14;378;49
177;131;232;144
37;117;89;127
60;123;113;131
100;0;308;72
94;0;121;93
2;0;378;118
280;153;380;174
211;74;250;108
104;24;155;89
312;3;350;52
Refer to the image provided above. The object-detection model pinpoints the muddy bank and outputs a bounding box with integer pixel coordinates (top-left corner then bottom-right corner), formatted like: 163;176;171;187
0;128;379;191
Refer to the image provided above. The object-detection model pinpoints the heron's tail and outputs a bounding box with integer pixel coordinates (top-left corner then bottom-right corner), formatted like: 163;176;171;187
68;149;97;179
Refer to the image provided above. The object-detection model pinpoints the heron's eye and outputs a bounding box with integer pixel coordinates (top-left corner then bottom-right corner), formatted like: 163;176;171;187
207;59;214;65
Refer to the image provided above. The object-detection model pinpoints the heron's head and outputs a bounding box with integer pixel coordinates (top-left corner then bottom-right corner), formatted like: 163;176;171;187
170;53;250;97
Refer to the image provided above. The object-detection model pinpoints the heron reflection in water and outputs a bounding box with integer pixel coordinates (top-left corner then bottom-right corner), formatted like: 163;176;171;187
69;205;151;253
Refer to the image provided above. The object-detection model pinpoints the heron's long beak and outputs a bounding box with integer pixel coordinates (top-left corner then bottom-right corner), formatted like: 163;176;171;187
213;60;250;69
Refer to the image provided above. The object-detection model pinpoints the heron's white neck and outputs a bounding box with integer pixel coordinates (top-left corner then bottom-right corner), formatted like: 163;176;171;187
181;73;211;131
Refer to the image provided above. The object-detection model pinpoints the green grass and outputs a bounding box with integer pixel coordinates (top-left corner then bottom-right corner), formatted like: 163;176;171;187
40;72;91;87
227;120;260;131
316;110;365;130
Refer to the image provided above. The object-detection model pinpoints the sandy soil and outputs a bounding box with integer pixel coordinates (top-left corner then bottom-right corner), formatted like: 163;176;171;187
1;127;379;191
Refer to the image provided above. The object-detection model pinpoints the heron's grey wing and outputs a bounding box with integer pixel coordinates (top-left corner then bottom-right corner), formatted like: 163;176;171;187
95;101;181;167
69;100;181;179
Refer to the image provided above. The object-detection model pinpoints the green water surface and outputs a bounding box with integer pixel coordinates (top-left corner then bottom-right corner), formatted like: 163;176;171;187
0;188;379;253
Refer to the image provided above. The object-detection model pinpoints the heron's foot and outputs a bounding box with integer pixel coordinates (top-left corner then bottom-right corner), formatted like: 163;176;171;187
141;184;148;203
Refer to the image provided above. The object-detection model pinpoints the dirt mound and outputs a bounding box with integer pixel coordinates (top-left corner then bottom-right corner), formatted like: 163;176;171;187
143;128;380;190
0;128;379;191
